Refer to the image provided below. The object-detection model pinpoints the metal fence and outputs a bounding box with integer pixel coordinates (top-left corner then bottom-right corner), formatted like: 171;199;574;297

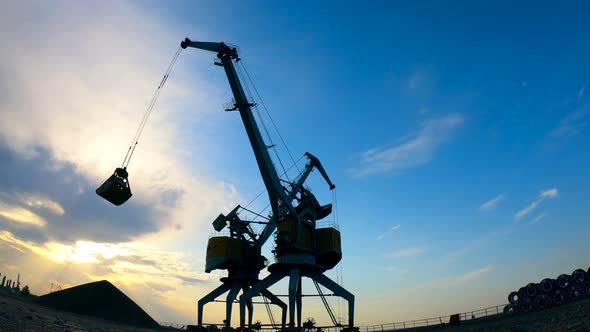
325;304;507;332
174;303;507;332
160;321;187;329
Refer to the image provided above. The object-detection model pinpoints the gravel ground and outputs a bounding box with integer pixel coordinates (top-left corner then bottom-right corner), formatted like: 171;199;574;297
0;292;172;332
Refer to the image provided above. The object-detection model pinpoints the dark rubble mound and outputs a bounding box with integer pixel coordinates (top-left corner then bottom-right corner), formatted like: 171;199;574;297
35;280;159;329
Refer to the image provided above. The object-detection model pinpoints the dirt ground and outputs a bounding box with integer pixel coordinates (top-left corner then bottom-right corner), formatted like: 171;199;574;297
0;292;174;332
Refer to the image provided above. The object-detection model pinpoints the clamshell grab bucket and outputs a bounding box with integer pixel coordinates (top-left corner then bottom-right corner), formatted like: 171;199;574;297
96;167;132;206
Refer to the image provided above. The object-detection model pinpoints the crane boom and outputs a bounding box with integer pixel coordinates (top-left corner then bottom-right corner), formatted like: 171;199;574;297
181;38;295;230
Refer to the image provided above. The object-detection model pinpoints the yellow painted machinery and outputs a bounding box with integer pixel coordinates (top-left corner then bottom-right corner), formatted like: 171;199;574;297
205;236;263;273
315;227;342;270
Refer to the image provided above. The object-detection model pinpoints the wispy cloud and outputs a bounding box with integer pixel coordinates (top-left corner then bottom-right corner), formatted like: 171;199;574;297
0;229;213;285
351;114;463;176
461;265;494;281
0;192;65;217
385;247;428;258
578;85;586;101
531;213;546;225
377;224;401;240
550;105;589;139
0;203;47;226
368;264;495;305
383;266;408;273
19;193;65;215
407;69;431;92
479;194;505;211
515;188;559;220
541;188;559;198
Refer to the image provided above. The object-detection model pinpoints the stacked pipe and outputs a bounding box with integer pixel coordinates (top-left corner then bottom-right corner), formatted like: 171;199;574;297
503;267;590;316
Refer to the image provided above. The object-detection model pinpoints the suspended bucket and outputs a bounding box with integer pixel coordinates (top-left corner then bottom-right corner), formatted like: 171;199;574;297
96;168;132;206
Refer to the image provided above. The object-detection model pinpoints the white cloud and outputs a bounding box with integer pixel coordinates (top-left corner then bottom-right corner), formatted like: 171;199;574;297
374;265;495;300
515;201;539;220
531;213;546;225
541;188;559;198
6;192;65;216
461;265;494;281
377;224;401;240
515;188;559;220
385;247;427;258
384;266;408;273
0;203;47;226
578;85;586;101
479;194;504;211
407;70;429;91
550;106;589;138
352;114;463;176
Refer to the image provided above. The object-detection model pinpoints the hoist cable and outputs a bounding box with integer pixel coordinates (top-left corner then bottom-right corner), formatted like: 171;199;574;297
237;61;291;177
331;188;343;323
240;61;301;173
314;280;339;326
243;154;306;210
262;295;276;327
235;62;290;180
122;46;182;168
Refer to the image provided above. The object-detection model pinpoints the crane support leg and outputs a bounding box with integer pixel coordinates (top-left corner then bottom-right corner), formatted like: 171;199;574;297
239;272;285;328
242;286;254;327
297;275;303;328
197;283;231;326
260;289;287;329
288;268;301;327
225;282;241;328
307;272;355;329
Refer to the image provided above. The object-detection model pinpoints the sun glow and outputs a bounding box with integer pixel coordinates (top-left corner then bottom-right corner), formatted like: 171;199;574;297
44;241;129;264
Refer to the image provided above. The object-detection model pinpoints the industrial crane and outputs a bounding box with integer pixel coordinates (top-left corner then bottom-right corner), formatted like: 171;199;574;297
180;38;355;331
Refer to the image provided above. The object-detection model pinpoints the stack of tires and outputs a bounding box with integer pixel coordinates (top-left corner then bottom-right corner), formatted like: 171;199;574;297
503;267;590;317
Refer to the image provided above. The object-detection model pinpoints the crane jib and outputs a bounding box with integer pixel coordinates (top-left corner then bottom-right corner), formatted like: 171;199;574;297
182;38;296;222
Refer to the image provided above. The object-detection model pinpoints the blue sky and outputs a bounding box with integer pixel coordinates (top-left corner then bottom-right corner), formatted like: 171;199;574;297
1;0;589;326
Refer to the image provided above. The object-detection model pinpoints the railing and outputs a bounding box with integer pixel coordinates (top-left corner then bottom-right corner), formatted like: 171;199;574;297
183;303;507;332
350;303;506;332
316;220;340;230
160;321;186;329
222;97;256;112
